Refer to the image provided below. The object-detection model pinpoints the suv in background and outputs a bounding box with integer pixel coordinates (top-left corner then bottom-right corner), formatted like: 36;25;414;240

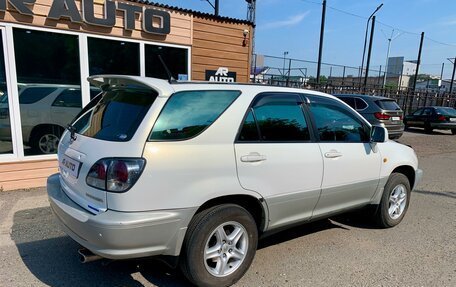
48;76;422;287
0;84;100;154
334;94;404;139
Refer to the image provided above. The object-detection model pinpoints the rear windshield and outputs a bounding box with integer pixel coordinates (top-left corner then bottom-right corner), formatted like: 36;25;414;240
375;100;401;111
435;107;456;116
72;87;158;141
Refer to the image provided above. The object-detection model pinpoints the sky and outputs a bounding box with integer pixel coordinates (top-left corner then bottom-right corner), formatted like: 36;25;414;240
155;0;456;79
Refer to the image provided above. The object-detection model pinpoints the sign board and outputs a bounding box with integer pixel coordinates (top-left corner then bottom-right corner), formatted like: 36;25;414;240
0;0;171;35
205;67;236;82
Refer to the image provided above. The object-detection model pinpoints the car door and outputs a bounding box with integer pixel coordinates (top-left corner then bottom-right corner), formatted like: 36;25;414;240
407;108;424;127
307;95;382;218
420;108;433;127
50;88;83;127
234;92;323;230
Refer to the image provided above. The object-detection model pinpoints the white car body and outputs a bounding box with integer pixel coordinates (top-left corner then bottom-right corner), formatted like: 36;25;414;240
47;75;422;285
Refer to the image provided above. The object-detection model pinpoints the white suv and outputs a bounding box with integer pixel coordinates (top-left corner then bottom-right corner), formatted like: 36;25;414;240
48;75;422;287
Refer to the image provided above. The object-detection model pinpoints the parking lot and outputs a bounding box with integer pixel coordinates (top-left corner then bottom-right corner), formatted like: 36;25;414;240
0;128;455;287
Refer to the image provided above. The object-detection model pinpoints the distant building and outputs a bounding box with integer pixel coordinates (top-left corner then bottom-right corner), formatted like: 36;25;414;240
385;57;417;89
415;79;456;93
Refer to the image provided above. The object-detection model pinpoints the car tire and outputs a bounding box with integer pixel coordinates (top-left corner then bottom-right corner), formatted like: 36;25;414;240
424;122;433;134
403;121;409;130
180;204;258;287
375;173;411;228
451;129;456;135
30;126;63;154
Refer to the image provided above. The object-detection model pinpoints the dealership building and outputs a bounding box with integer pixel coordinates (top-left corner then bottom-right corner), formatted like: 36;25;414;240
0;0;253;190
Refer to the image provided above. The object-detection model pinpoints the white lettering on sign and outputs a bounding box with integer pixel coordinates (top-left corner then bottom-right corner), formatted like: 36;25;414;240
206;67;236;82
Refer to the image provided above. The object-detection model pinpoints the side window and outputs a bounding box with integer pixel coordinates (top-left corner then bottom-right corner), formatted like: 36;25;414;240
413;108;423;116
339;97;356;109
150;90;240;141
52;89;82;108
19;87;57;104
238;93;310;142
355;98;368;110
309;97;369;142
422;108;433;116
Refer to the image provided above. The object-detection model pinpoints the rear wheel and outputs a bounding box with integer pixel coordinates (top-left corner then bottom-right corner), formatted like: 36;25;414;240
424;122;433;134
375;173;411;228
30;126;63;154
180;204;258;287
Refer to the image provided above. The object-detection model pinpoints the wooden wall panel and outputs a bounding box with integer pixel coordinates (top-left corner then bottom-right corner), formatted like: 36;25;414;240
0;159;58;191
0;0;192;45
191;17;252;82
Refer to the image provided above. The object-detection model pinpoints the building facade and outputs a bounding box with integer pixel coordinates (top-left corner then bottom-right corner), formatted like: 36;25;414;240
0;0;253;190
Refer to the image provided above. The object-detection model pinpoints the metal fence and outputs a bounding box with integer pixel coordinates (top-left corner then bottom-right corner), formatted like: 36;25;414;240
251;54;456;113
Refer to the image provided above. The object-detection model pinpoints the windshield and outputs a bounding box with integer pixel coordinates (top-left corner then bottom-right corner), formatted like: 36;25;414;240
435;107;456;116
375;100;401;111
71;86;158;142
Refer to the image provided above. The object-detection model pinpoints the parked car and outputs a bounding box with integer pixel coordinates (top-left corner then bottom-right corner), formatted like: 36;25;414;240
48;76;422;287
404;106;456;134
0;84;100;154
333;94;404;139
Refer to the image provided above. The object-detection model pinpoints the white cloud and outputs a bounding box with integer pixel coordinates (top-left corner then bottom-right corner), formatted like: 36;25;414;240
259;12;310;29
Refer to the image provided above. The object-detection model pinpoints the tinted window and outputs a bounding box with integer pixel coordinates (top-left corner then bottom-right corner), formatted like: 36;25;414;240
422;108;433;116
88;37;140;76
375;100;401;111
339;97;356;109
0;29;13;155
52;89;82;108
72;87;157;141
412;108;423;116
145;45;188;80
19;87;57;104
309;97;369;142
355;98;368;110
150;90;240;140
238;110;260;141
249;93;310;141
436;107;456;116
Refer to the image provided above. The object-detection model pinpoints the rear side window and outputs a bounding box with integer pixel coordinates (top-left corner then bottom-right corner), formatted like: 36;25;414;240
355;98;368;110
238;93;310;142
72;87;157;141
375;100;400;111
52;89;82;108
150;90;240;141
19;87;57;104
436;107;456;116
339;97;356;109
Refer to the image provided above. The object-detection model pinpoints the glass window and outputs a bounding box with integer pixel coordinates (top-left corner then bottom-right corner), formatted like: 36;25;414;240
355;98;368;110
72;87;158;142
150;90;240;140
436;107;456;116
412;108;423;116
339;97;356;109
0;29;13;155
13;28;81;155
375;99;401;111
19;87;58;104
88;37;140;76
422;108;433;116
251;94;310;142
309;97;369;142
52;89;82;108
238;110;260;141
145;45;188;80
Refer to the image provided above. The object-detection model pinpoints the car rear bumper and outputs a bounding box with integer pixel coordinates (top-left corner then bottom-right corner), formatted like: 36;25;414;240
47;173;196;259
430;122;456;129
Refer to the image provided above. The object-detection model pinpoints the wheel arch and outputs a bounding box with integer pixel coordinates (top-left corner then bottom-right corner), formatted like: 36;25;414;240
392;165;415;188
29;123;65;142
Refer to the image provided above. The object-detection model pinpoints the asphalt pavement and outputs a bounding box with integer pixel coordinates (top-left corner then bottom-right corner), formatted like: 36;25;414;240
0;128;455;287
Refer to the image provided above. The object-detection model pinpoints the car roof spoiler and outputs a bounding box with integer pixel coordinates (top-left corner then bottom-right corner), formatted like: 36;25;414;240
87;75;175;96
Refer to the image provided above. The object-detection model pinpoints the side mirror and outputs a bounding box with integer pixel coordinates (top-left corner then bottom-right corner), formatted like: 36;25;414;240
371;126;388;143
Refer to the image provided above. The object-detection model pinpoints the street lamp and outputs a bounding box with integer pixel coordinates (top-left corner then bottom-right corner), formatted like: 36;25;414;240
360;3;383;79
382;29;402;88
283;51;289;77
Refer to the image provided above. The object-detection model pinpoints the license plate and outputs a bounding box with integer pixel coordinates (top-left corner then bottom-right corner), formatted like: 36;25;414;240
392;116;400;121
450;118;456;122
60;155;81;178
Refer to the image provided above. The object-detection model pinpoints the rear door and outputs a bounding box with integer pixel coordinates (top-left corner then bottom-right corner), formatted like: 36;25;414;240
307;95;382;218
234;93;323;230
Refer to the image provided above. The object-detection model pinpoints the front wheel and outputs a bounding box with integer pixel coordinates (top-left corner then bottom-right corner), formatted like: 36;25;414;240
375;173;411;228
451;129;456;135
180;204;258;287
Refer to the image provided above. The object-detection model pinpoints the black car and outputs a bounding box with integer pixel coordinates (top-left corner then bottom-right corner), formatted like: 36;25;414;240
333;94;404;139
404;106;456;134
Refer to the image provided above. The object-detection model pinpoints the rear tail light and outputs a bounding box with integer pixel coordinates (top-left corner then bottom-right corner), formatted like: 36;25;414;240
437;115;446;121
374;112;391;120
86;158;146;192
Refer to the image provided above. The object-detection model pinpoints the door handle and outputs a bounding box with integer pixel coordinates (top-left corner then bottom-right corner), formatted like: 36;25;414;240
324;150;343;158
240;152;267;163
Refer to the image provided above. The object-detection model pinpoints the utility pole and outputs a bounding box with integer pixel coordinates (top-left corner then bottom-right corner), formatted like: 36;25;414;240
282;51;289;77
449;57;456;94
316;0;326;84
363;15;376;89
412;32;425;92
215;0;219;16
246;0;256;55
439;62;445;90
382;29;402;88
360;3;383;83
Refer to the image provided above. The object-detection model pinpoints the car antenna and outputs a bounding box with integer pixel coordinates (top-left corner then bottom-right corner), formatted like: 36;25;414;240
157;55;176;84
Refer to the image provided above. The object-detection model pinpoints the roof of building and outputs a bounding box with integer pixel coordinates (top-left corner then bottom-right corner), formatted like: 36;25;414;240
126;0;254;26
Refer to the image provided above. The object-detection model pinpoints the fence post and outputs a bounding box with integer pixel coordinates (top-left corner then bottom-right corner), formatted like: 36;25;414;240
286;59;291;86
253;54;257;83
